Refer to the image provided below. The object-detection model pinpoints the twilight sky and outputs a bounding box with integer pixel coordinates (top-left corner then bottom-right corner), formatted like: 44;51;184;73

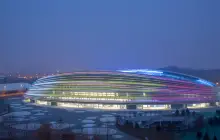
1;0;220;74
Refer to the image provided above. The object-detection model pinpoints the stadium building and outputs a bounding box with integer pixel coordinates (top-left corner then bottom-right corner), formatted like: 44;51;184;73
25;70;219;110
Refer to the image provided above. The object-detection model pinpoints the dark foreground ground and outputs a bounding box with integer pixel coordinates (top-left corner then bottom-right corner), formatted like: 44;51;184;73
1;97;220;140
0;97;138;140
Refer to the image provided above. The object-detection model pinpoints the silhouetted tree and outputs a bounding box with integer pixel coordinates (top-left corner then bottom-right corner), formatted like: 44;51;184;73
192;111;196;117
195;116;204;129
135;123;139;128
61;133;76;140
196;131;203;140
36;124;52;140
168;124;176;131
186;108;190;116
208;118;213;126
156;125;161;132
93;135;101;140
181;109;185;116
203;132;210;140
213;135;217;140
175;109;180;116
58;117;63;123
125;120;129;125
214;116;218;121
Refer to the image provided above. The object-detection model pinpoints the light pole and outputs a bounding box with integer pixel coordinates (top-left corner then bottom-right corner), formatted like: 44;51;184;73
105;118;110;140
3;85;6;92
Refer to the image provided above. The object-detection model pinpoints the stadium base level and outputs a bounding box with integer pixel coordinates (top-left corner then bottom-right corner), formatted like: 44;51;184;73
27;99;219;110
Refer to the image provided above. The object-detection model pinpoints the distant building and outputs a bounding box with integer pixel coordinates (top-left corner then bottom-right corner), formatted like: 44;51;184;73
0;76;7;114
0;75;5;83
0;83;31;92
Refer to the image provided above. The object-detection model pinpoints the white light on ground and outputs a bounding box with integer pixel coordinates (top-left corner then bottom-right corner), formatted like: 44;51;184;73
74;128;117;135
108;123;115;126
65;108;75;112
10;104;21;106
82;120;95;123
87;110;101;112
29;117;37;120
12;123;74;130
86;117;97;120
20;107;33;110
82;124;96;127
50;121;57;124
12;123;41;130
102;114;113;117
9;98;21;100
72;129;81;133
51;123;75;130
14;118;29;121
112;135;124;139
34;113;45;116
11;106;22;109
32;110;43;112
101;123;115;127
75;111;85;113
4;111;31;117
100;117;116;123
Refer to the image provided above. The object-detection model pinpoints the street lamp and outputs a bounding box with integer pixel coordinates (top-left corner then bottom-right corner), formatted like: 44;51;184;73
3;85;6;91
103;118;111;140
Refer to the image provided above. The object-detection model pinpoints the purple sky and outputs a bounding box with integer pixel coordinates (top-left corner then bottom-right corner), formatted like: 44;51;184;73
1;0;220;74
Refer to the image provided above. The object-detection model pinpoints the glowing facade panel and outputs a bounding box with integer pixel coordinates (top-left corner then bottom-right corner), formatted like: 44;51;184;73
25;70;217;107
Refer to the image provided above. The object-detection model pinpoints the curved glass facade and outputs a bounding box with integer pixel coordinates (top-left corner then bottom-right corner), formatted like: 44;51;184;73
25;70;217;110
